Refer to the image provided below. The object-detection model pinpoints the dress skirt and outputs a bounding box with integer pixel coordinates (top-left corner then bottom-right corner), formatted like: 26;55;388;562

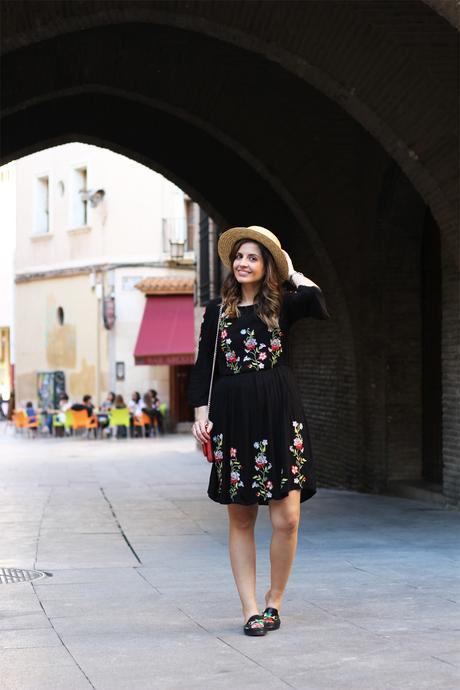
208;364;317;505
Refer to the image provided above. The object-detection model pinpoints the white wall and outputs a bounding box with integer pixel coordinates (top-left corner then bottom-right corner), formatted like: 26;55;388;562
111;266;168;404
13;143;198;412
0;163;16;360
15;142;192;273
107;266;195;409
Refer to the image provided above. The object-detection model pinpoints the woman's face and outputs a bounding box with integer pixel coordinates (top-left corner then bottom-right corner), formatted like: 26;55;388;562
233;241;265;285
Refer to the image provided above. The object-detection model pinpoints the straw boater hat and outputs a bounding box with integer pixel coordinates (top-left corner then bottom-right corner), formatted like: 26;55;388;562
217;225;289;282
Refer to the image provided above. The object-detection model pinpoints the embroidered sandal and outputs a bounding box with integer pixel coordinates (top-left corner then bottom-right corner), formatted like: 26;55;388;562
262;607;281;631
244;614;267;636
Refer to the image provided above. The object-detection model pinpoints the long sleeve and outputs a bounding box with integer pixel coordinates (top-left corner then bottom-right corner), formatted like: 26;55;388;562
187;298;220;408
283;284;331;327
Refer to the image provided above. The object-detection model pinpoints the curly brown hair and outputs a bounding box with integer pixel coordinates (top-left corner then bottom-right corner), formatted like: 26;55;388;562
221;238;284;329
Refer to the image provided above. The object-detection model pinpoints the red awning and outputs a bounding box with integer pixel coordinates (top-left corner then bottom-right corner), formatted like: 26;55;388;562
134;295;195;365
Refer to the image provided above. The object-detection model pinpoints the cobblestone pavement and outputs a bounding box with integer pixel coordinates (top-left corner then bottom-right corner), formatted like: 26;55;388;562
0;432;458;689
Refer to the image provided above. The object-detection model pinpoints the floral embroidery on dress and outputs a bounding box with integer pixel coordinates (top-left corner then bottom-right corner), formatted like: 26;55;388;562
251;439;273;500
289;421;308;488
268;327;283;367
219;310;284;374
219;314;242;373
240;326;283;371
229;446;244;500
212;432;224;493
280;467;288;489
241;328;267;370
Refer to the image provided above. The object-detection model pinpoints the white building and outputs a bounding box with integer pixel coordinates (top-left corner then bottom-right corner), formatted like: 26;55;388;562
13;142;203;428
0;163;15;410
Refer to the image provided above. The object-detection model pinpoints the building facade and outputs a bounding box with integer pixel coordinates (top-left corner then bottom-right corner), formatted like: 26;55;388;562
13;142;203;427
0;163;15;411
2;1;458;505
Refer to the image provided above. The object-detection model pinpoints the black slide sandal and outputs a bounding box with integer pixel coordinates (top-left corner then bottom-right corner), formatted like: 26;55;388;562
244;614;267;636
262;607;281;630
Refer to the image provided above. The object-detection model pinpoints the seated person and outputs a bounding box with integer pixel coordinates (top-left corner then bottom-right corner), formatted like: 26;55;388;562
141;391;157;437
113;394;128;438
25;401;37;424
71;394;94;417
46;393;72;433
128;392;141;416
99;392;115;436
100;391;116;412
128;391;142;437
149;389;165;436
115;394;127;409
58;393;72;414
71;394;96;437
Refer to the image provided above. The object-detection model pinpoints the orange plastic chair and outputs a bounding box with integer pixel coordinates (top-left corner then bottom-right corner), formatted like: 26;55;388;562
70;409;98;433
13;410;28;429
133;412;151;437
133;412;151;429
13;410;39;434
87;415;98;430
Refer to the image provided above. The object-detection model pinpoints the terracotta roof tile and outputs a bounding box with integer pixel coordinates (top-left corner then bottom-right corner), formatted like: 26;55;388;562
135;277;195;295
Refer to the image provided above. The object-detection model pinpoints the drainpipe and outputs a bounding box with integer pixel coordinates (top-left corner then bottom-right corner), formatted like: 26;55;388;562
94;274;103;407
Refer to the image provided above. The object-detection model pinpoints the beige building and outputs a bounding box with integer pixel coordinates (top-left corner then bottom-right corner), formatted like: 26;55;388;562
0;163;15;409
13;142;202;427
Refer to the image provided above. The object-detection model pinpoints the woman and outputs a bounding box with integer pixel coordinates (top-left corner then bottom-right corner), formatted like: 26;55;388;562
25;401;38;424
128;391;142;438
114;394;126;409
101;391;116;412
188;225;331;637
128;391;141;416
99;392;116;437
141;391;156;437
114;394;128;438
149;389;165;436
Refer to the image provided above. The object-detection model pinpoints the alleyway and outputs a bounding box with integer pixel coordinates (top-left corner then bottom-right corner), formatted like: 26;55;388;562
0;433;458;689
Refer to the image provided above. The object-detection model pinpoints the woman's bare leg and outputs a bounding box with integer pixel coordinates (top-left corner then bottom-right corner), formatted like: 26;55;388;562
265;489;301;611
227;503;260;621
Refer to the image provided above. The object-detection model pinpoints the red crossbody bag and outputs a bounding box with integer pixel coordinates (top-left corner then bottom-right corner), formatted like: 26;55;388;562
201;304;223;462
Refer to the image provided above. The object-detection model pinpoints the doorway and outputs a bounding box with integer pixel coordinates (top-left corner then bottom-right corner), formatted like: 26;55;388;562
169;365;194;430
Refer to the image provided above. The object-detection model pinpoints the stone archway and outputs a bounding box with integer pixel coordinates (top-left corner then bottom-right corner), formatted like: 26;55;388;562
1;1;458;502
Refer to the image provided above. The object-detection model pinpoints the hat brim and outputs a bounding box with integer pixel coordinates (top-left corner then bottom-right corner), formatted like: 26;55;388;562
217;227;289;282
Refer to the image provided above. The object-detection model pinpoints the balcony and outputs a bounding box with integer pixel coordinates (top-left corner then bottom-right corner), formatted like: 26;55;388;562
161;217;195;265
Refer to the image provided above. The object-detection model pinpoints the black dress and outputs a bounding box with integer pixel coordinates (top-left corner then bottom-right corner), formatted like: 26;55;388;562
188;285;331;506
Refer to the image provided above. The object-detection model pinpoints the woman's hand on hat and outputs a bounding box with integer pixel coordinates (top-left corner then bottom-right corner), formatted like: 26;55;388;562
282;250;295;279
192;418;213;443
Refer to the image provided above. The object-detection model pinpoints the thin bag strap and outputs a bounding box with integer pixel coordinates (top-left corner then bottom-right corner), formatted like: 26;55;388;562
207;303;223;421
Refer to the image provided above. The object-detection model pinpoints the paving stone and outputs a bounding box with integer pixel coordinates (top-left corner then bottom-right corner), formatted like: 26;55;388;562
0;627;61;649
0;663;92;690
0;434;458;690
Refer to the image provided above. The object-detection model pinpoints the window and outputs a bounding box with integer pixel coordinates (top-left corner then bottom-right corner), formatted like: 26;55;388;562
185;199;195;251
35;175;49;234
70;166;88;228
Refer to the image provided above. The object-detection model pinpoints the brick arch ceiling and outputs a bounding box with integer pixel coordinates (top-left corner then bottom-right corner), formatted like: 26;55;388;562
1;0;458;244
1;19;369;292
